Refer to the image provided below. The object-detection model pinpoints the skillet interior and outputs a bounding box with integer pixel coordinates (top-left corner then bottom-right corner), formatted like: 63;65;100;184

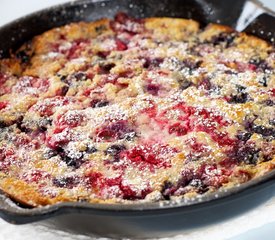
0;0;274;226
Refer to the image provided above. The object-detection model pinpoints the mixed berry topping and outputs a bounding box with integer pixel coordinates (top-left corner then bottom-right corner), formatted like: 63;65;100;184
0;13;274;206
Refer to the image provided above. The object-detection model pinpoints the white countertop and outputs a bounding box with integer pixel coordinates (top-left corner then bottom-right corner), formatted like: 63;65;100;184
0;1;275;239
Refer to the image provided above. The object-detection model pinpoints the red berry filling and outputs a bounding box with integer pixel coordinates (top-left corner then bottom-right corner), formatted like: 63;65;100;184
119;144;175;171
110;12;144;34
85;171;152;200
144;83;161;96
13;76;49;96
0;101;8;110
57;39;90;60
46;127;72;149
56;111;85;128
155;102;234;146
115;39;128;51
95;120;135;142
22;170;50;184
32;97;70;117
0;147;16;172
168;122;188;136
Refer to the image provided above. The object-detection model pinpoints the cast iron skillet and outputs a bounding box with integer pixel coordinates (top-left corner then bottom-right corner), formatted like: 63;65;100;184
0;0;275;238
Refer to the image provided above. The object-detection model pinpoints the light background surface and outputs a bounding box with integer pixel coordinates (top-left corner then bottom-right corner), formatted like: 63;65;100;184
0;1;275;240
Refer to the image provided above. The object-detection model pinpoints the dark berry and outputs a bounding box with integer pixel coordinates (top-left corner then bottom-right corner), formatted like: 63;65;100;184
98;63;115;74
143;58;163;69
63;156;83;168
58;149;84;168
144;83;160;96
90;99;109;108
97;51;110;58
105;144;126;157
189;179;209;194
44;148;61;158
182;59;202;71
86;144;98;154
16;50;31;63
270;119;275;126
52;176;78;189
229;144;260;165
161;181;176;200
178;79;192;90
252;125;275;138
229;85;249;104
73;72;86;81
249;57;271;72
124;131;136;141
258;76;268;87
0;121;7;128
189;179;203;187
237;131;252;142
96;120;135;142
59;75;69;84
210;32;237;48
56;85;69;96
264;100;274;106
16;116;29;133
199;78;212;91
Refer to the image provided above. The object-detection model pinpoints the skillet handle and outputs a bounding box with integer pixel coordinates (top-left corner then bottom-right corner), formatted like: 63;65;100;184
236;0;275;42
0;191;61;224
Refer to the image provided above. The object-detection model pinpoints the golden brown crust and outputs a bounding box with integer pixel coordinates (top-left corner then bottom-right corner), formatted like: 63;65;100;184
0;14;274;207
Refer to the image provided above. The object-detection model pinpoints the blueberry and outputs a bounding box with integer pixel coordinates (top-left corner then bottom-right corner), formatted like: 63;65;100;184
264;100;274;106
63;155;83;168
178;78;192;90
258;76;268;87
52;176;78;189
230;144;260;165
86;145;97;153
182;59;202;71
237;131;252;142
124;131;136;141
144;83;160;96
59;75;69;83
143;58;163;69
105;144;126;156
98;63;115;74
73;72;87;81
37;118;52;132
161;181;175;200
94;100;109;108
56;149;84;168
210;32;237;48
16;116;29;133
44;149;59;159
90;99;109;108
249;58;271;72
189;179;209;194
189;179;203;187
252;125;275;138
229;85;249;104
0;121;7;128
